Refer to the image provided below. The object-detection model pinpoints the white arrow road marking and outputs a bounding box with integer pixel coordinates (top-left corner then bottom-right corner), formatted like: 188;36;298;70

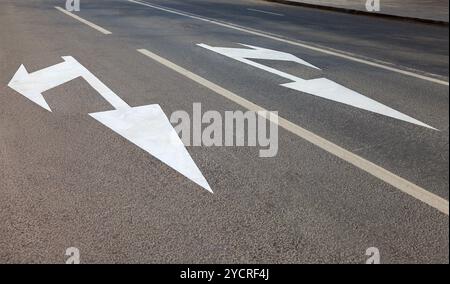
8;57;212;193
8;56;129;111
8;65;52;111
282;79;436;130
90;105;212;193
8;61;80;111
198;44;319;71
198;43;436;130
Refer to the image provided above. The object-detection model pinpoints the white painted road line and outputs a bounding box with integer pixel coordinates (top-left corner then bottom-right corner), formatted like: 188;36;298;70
129;0;449;86
247;8;284;17
137;48;449;215
55;6;112;35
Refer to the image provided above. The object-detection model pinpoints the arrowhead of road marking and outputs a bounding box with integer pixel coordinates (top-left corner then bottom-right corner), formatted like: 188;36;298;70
89;104;213;193
7;64;52;112
282;78;438;130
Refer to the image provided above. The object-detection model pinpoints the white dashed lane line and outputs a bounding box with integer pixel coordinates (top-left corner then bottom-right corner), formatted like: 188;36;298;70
55;6;112;35
247;8;285;17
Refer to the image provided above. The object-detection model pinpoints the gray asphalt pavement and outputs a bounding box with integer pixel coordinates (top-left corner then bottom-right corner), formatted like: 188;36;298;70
0;0;448;263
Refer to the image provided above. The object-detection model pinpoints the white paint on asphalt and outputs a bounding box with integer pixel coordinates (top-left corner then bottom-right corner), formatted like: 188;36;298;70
8;56;129;111
137;48;449;215
198;43;436;129
199;43;319;72
247;8;284;17
284;78;436;129
90;105;213;193
128;0;449;86
8;64;67;111
55;6;112;35
8;56;212;193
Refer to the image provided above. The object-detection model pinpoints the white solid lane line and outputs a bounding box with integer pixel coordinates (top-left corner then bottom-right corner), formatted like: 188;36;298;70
137;48;449;215
55;6;112;35
247;8;284;17
128;0;449;86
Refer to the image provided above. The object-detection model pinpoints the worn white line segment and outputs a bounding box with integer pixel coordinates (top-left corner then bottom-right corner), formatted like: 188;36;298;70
247;8;284;16
55;6;112;35
129;0;449;86
137;48;449;215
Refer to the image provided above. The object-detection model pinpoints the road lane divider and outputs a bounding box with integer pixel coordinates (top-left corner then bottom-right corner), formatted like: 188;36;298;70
129;0;449;86
137;48;449;215
55;6;112;35
247;8;284;17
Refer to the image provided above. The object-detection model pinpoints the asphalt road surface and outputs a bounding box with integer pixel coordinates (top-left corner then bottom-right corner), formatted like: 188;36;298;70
0;0;448;264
